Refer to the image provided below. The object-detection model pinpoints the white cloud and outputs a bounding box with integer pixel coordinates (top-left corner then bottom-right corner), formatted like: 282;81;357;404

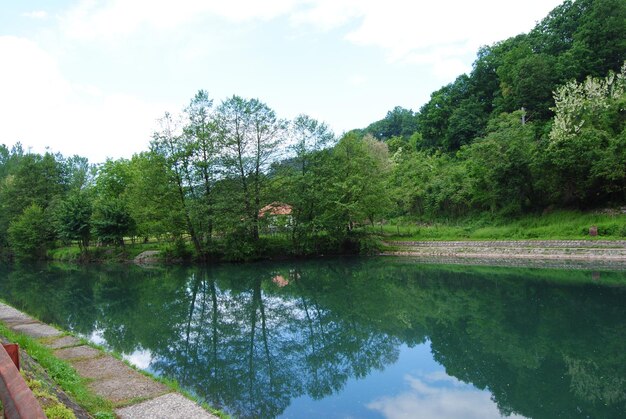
296;0;563;76
22;10;48;19
57;0;563;78
60;0;300;40
367;373;527;419
0;36;168;163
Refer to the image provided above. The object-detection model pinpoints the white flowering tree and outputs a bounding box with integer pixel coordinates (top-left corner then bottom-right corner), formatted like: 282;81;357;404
546;63;626;204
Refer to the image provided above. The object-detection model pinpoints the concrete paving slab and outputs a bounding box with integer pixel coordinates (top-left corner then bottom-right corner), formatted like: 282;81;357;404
70;355;169;403
11;322;62;338
54;345;102;361
70;355;134;380
0;304;37;326
43;335;82;349
116;393;217;419
0;302;214;416
89;375;170;404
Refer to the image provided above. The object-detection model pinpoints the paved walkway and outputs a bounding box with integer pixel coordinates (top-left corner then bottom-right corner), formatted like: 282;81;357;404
0;303;217;418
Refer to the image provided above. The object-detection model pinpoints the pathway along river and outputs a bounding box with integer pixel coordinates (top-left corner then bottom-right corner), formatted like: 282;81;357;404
0;257;624;418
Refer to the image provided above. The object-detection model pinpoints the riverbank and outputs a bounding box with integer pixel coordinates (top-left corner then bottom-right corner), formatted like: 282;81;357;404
372;210;626;241
0;302;220;418
382;239;626;263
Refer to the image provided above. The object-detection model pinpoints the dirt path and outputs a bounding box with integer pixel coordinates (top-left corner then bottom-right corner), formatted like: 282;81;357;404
0;303;217;418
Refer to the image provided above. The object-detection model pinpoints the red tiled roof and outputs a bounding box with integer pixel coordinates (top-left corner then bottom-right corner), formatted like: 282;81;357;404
259;202;292;217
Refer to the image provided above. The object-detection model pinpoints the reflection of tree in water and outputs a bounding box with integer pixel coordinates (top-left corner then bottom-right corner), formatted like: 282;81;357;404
145;268;399;418
0;261;624;418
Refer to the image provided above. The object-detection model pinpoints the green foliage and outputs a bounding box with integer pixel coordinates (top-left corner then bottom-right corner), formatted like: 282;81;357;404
7;204;51;260
125;151;185;240
379;210;626;241
363;106;419;140
547;64;626;204
463;111;537;214
92;199;135;246
54;191;92;249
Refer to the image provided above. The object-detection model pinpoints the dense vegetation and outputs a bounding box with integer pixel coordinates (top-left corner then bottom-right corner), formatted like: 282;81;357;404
1;0;625;261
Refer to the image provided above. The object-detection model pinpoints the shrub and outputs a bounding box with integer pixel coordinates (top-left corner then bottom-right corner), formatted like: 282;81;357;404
7;204;51;260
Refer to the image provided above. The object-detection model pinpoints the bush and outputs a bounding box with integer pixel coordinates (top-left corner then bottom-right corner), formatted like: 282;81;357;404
7;204;51;260
161;238;193;262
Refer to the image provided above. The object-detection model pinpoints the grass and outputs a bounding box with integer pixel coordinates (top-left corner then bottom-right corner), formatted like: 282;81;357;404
25;377;77;419
48;241;164;263
372;210;626;241
0;324;115;418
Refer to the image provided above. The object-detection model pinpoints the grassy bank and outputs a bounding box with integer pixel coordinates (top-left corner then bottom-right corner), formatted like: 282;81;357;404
0;324;115;418
43;210;626;264
372;210;626;241
47;233;371;264
0;310;227;418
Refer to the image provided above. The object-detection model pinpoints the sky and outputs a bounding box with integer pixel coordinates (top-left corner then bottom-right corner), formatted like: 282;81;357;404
0;0;564;163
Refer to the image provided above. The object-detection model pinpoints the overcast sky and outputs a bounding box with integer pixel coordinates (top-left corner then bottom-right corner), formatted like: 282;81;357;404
0;0;564;163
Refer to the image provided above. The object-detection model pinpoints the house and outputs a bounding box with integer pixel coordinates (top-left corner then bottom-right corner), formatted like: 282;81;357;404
258;202;293;232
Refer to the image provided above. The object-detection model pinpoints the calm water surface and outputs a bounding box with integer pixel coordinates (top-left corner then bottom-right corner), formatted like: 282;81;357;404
0;257;624;418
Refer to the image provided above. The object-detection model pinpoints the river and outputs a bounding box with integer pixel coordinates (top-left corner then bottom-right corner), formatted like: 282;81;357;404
0;257;624;418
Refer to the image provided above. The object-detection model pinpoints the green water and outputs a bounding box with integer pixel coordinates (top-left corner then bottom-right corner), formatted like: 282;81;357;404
0;258;624;418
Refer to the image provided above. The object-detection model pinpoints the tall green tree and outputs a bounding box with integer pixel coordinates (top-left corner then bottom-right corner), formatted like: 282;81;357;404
54;191;93;250
276;115;335;251
126;151;185;241
323;134;391;234
0;151;64;248
151;112;206;254
216;96;287;242
463;111;537;214
182;90;219;244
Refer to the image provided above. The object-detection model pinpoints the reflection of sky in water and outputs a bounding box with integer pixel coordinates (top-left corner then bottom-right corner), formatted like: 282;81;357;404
88;329;106;346
86;329;154;372
281;342;524;419
122;348;153;370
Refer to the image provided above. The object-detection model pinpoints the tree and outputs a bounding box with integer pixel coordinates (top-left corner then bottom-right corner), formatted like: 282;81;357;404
463;111;537;214
126;151;186;241
54;191;93;250
216;96;287;242
92;199;135;246
152;112;206;255
0;151;64;249
277;115;336;251
323;133;391;234
182;90;219;244
7;203;50;260
364;106;419;140
90;158;136;245
418;75;486;151
546;63;626;205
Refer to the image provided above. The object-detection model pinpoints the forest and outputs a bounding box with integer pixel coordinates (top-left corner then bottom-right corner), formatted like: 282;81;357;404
1;0;625;261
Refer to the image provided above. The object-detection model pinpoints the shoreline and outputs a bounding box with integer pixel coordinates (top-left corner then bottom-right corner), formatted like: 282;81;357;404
382;239;626;263
0;302;220;419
